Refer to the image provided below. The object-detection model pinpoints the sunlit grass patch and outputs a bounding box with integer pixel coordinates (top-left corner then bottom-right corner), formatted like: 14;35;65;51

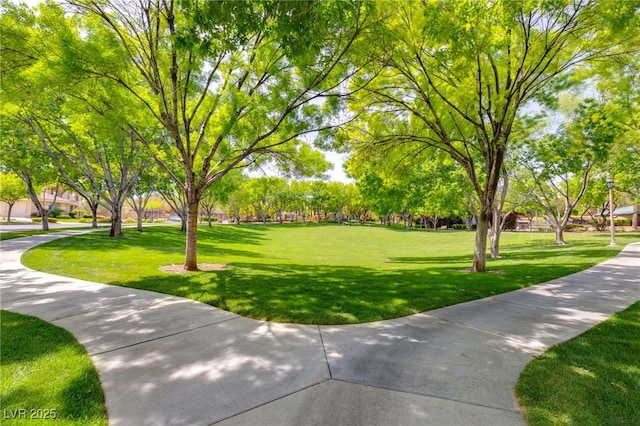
21;224;639;324
516;302;640;425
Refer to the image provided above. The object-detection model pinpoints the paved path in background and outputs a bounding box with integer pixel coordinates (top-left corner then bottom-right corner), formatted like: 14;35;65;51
2;232;639;425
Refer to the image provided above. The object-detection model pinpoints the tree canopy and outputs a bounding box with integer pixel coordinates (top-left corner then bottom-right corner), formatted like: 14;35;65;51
341;0;639;271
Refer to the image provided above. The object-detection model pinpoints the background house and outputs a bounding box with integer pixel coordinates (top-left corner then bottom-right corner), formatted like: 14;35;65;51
0;188;83;219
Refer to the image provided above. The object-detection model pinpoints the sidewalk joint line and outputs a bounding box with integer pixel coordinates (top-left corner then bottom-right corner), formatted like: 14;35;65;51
317;325;333;379
210;379;332;424
331;378;522;416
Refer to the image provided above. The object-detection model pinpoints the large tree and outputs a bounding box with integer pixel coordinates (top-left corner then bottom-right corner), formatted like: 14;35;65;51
60;0;372;270
597;56;640;230
343;0;639;271
1;1;151;237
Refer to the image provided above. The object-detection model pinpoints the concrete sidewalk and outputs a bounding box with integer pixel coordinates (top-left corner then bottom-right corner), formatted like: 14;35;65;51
1;233;639;425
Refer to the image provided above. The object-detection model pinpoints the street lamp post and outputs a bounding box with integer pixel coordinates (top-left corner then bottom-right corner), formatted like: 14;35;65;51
606;177;616;246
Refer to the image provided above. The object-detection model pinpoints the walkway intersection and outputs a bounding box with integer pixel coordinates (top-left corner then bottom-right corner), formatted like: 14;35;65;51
1;232;639;425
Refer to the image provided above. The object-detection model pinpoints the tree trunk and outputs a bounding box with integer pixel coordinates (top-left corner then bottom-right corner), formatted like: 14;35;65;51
184;199;199;271
21;174;50;231
40;213;49;231
471;210;489;272
6;203;14;223
109;206;124;237
137;212;143;232
489;208;502;258
91;205;98;228
555;226;566;245
489;229;501;258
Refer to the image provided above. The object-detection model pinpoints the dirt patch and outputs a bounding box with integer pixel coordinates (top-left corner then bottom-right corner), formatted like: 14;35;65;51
458;269;504;274
159;263;228;274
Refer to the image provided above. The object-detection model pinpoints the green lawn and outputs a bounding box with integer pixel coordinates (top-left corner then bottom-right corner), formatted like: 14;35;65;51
20;224;639;324
0;226;109;241
516;301;640;425
0;310;107;426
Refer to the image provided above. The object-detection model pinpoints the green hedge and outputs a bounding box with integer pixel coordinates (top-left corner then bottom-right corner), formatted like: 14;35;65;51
31;217;58;223
78;218;111;223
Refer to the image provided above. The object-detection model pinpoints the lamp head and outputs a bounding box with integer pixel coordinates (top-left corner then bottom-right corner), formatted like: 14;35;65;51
606;176;614;190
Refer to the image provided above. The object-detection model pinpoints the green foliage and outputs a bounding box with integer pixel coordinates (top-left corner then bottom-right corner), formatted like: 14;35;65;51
341;0;639;270
21;225;640;325
78;218;110;224
0;310;107;425
49;208;62;218
0;172;26;204
31;217;57;223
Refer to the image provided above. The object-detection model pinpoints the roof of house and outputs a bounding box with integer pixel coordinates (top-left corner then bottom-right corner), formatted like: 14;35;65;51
613;205;637;215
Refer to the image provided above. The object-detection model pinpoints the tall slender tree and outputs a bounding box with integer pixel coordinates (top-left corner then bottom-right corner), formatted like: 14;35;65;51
343;0;639;271
59;0;373;270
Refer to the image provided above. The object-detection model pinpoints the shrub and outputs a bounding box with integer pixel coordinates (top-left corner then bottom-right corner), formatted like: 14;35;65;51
78;218;111;223
452;224;467;230
49;208;63;218
614;219;631;226
124;218;136;223
68;211;76;219
58;215;72;220
83;214;93;219
32;217;57;223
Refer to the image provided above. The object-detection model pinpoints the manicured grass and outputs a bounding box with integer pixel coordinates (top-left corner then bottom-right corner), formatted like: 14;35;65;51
0;310;107;426
1;229;68;241
0;227;108;241
21;224;640;324
516;302;640;425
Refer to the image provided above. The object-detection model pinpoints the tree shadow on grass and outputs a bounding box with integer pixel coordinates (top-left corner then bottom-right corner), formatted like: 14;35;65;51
25;225;270;258
0;311;107;425
109;258;609;325
0;310;70;365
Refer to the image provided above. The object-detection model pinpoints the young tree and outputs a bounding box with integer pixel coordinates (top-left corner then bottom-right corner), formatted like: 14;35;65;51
156;176;188;232
0;172;26;223
61;0;372;270
200;170;242;226
127;170;156;232
523;100;620;244
343;0;639;271
289;180;312;223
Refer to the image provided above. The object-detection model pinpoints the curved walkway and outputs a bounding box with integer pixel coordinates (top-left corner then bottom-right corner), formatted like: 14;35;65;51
2;233;639;425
